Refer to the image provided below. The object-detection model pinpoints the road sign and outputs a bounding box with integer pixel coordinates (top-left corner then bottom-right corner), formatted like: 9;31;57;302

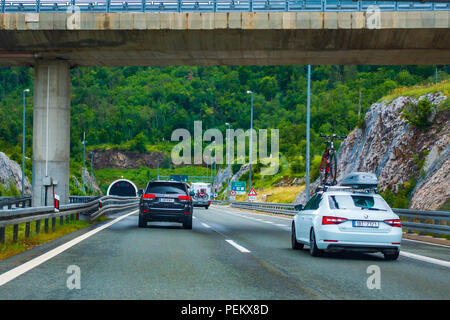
230;190;236;196
231;181;246;195
248;187;257;201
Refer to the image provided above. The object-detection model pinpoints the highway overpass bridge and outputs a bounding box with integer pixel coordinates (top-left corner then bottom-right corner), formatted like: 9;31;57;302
0;1;449;205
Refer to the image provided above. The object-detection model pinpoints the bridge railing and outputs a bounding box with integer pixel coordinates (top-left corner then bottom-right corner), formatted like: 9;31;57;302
1;0;449;13
211;200;450;237
0;195;139;244
0;196;32;210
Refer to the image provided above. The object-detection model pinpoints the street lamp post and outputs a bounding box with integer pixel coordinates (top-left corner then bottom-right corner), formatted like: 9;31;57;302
82;132;86;193
225;122;231;200
246;90;254;191
90;151;95;195
213;140;216;196
22;89;30;197
306;65;311;202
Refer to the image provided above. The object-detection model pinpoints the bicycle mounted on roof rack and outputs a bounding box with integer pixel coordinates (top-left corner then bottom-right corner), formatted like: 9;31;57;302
319;133;346;186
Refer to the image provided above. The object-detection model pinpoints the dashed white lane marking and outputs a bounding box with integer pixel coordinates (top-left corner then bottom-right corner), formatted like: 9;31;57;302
192;216;197;219
0;210;138;287
225;240;251;253
201;223;211;229
400;251;450;268
221;210;291;229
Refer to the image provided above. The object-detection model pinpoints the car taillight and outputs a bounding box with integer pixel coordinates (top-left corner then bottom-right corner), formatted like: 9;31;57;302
143;193;156;199
384;219;402;227
322;216;348;225
178;195;191;200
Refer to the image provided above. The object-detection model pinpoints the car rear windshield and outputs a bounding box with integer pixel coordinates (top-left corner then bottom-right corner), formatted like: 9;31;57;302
146;182;187;195
328;195;389;211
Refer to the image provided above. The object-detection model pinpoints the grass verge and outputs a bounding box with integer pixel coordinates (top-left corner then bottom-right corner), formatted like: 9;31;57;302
0;215;109;261
380;80;449;103
235;185;304;203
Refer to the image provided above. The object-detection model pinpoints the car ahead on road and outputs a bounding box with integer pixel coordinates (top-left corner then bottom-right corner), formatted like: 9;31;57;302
139;180;193;229
291;185;402;260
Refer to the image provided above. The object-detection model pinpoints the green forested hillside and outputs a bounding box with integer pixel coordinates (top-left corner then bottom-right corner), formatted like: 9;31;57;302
0;65;448;193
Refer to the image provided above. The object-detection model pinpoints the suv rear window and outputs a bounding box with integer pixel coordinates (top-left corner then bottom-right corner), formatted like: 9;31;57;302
146;182;187;195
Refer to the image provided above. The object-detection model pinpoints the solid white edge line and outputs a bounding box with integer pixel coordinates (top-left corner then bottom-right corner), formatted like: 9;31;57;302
201;223;211;228
400;251;450;268
402;238;450;248
225;240;251;253
0;210;138;287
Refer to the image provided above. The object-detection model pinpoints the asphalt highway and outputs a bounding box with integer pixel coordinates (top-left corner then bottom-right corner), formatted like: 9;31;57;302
0;205;448;299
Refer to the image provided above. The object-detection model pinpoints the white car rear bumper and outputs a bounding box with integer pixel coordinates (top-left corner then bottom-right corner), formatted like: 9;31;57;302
316;226;402;252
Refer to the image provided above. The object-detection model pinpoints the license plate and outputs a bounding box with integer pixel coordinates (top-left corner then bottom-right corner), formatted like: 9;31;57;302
353;220;379;228
160;198;174;203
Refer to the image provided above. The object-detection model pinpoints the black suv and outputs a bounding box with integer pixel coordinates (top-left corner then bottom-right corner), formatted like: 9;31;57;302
139;180;193;229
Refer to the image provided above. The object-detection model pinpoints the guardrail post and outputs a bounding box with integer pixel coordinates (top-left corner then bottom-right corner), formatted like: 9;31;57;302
25;222;30;238
52;217;56;231
44;218;49;233
60;216;64;225
249;0;253;12
434;219;439;237
0;227;5;244
407;216;412;233
66;215;70;224
13;224;18;242
419;217;425;235
71;214;74;221
1;0;5;14
36;220;41;234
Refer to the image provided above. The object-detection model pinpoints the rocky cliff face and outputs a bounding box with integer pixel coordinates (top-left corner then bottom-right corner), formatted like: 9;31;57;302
294;92;449;210
336;92;448;210
0;152;31;194
92;148;165;170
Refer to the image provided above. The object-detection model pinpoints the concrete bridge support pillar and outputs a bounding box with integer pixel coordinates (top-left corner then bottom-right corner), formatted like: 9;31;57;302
32;60;71;207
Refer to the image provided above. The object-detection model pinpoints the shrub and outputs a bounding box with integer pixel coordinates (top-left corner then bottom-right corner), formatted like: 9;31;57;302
402;99;433;129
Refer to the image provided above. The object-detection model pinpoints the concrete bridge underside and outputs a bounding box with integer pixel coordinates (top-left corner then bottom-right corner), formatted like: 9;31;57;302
0;11;448;205
0;12;449;66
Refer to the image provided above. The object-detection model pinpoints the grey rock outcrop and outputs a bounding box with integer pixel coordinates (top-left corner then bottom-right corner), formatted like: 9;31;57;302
0;152;31;194
335;92;448;210
92;148;165;170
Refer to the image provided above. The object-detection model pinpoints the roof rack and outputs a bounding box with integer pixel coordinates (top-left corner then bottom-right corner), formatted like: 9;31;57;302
315;185;378;194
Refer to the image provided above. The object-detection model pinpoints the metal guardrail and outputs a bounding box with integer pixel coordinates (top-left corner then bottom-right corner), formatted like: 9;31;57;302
69;195;101;203
0;0;449;14
212;200;450;237
0;195;139;244
0;196;32;210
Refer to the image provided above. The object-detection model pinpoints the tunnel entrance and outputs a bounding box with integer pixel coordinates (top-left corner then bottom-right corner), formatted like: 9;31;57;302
107;179;138;197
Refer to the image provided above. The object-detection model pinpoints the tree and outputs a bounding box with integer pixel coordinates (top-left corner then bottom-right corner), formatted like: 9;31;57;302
130;132;147;153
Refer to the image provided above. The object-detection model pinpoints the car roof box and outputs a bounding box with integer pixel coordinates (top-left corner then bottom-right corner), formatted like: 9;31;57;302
340;172;378;189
